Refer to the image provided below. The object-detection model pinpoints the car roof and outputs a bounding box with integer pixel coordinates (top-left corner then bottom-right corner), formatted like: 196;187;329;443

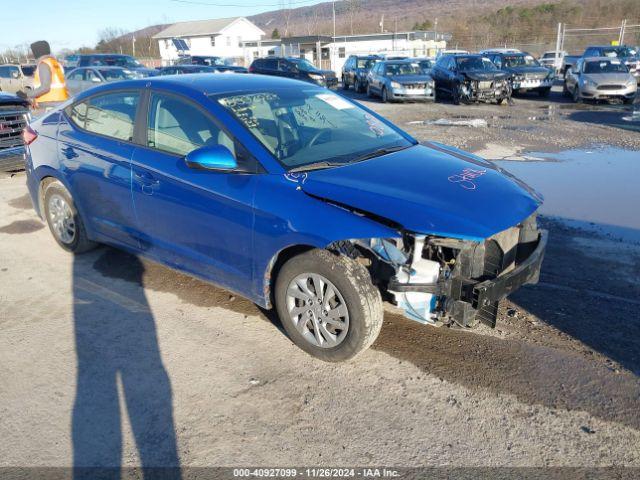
583;56;626;62
73;73;325;102
70;66;127;70
79;53;132;57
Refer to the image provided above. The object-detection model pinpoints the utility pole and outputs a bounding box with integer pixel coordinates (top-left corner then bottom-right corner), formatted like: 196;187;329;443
132;36;136;57
332;0;336;38
619;19;627;44
554;22;562;72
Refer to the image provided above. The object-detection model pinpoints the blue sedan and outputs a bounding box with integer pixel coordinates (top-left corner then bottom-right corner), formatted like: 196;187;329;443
24;74;546;361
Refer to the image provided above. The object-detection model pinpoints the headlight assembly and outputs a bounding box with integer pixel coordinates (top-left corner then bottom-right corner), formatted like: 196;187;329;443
390;81;402;89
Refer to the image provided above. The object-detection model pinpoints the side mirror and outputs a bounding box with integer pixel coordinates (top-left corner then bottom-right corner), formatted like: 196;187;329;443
185;144;237;171
11;71;20;79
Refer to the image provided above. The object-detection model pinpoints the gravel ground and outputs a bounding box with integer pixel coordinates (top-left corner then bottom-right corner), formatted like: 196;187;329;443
1;83;639;475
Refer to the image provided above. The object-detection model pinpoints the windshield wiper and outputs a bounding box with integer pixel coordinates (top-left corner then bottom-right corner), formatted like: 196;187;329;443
349;144;412;163
288;161;344;173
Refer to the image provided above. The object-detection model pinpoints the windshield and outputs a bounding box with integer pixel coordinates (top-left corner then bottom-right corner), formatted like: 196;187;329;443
455;57;497;71
542;53;557;59
215;89;413;170
584;60;629;74
356;58;377;69
289;58;318;72
385;63;421;76
201;57;225;66
502;54;540;67
93;56;142;68
99;68;137;80
417;59;433;70
20;65;36;76
602;47;637;57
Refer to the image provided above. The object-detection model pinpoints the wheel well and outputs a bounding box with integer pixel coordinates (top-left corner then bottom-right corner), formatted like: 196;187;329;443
265;244;316;309
37;176;57;218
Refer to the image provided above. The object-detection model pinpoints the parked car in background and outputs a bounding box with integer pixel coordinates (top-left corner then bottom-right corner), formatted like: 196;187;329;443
479;48;522;55
25;74;546;361
20;64;36;78
411;57;435;74
76;54;158;77
64;54;80;69
366;60;435;102
486;51;554;97
435;49;469;59
249;57;338;89
0;64;34;93
0;91;30;172
66;67;138;96
561;55;581;78
177;56;248;73
582;45;639;82
564;56;637;104
431;54;511;104
539;50;568;72
157;65;221;76
341;55;381;92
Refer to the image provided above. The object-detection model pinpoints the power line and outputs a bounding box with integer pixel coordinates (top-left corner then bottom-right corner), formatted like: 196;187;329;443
170;0;319;7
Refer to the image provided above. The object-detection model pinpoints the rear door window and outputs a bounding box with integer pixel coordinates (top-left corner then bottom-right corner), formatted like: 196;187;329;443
67;91;140;142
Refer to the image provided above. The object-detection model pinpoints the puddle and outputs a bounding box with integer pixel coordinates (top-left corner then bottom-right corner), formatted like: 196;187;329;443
496;147;640;242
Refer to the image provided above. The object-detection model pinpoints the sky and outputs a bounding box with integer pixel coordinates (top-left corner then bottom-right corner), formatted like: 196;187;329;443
0;0;327;52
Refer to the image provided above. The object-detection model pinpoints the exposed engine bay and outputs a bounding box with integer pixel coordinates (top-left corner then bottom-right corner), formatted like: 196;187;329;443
458;78;512;104
330;214;546;329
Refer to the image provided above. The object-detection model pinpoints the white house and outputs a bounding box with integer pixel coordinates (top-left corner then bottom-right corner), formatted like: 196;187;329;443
242;31;450;75
153;17;265;65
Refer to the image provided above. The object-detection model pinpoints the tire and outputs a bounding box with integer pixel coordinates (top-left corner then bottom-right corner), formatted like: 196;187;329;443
562;81;570;97
275;249;383;362
43;180;97;253
381;87;389;103
342;76;349;90
355;80;363;93
538;87;551;98
366;84;373;98
452;84;461;105
572;86;582;103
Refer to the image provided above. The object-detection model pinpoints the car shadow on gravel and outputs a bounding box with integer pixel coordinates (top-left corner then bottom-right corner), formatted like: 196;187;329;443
72;252;181;478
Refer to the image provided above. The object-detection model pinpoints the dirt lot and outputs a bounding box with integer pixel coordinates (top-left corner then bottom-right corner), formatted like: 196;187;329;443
1;83;639;475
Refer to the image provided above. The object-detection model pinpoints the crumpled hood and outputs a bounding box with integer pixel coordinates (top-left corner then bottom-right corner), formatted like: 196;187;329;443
461;70;509;81
389;74;433;83
318;69;337;78
301;143;542;240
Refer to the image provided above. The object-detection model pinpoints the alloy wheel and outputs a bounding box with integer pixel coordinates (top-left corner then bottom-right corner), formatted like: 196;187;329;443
285;273;349;349
47;194;76;244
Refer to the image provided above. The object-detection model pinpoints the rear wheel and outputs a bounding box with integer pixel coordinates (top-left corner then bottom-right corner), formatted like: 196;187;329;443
275;249;383;362
43;180;97;253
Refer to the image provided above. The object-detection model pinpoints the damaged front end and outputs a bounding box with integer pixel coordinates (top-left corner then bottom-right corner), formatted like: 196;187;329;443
334;214;546;329
460;77;512;104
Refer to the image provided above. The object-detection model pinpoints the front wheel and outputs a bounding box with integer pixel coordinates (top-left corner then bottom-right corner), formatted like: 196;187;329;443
539;87;551;98
342;76;349;90
43;180;97;253
452;84;461;105
572;86;582;103
381;87;389;103
366;84;373;98
275;249;383;362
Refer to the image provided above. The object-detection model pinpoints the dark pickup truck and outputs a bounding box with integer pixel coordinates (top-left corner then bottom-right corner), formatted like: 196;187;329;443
0;92;30;172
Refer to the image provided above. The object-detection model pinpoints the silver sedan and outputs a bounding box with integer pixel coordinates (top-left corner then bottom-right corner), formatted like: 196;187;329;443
565;57;637;104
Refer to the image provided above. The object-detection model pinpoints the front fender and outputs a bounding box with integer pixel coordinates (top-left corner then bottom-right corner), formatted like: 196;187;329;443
252;174;400;306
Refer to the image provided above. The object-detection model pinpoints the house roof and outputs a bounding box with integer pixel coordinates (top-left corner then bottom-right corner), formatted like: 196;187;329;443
153;17;254;39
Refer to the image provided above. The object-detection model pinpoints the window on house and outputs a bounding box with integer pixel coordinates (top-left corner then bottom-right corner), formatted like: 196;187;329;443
339;47;346;58
226;36;231;47
211;36;215;46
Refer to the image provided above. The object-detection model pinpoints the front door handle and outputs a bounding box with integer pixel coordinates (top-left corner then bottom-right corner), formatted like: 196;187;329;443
133;171;159;195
